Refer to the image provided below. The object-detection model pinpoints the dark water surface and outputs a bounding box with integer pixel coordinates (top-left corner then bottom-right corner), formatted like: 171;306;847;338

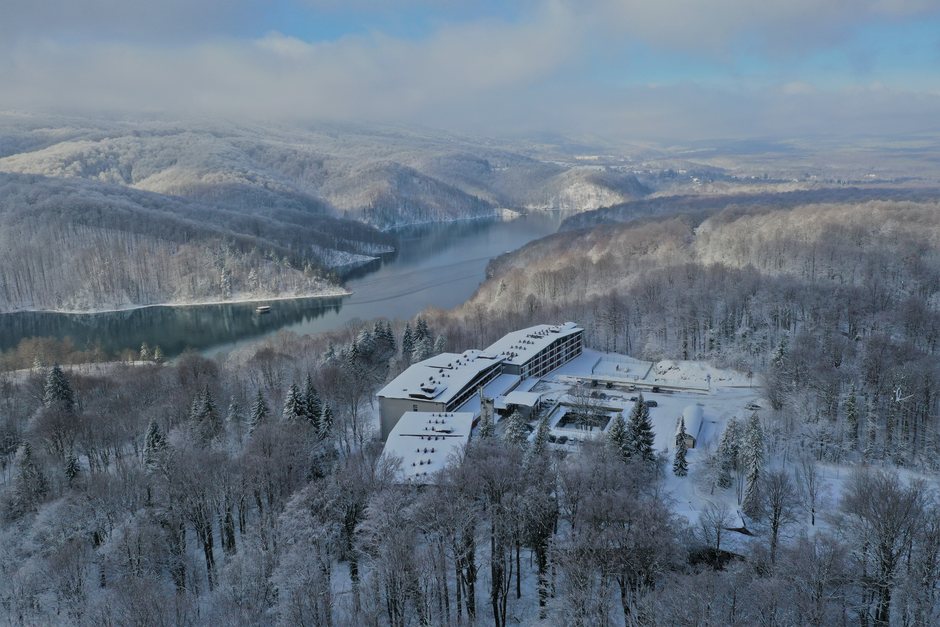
0;212;571;358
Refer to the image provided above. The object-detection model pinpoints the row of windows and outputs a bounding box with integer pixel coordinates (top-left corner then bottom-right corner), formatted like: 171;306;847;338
445;363;502;411
521;334;583;380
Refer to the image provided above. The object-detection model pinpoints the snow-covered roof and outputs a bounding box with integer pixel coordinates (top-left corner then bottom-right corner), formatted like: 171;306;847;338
501;391;542;408
484;322;584;366
383;411;473;484
679;405;704;439
377;350;504;405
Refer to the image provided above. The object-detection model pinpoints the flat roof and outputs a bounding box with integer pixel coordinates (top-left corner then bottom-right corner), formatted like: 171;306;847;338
502;391;542;407
484;322;583;366
383;411;473;483
377;350;504;406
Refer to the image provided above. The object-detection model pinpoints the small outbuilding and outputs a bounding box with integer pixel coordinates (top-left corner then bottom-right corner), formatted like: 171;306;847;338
677;405;704;448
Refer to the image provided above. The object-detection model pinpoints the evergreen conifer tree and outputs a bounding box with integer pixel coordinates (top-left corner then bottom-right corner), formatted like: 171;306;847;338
606;412;631;460
627;394;656;462
433;334;446;356
477;409;495;440
503;410;529;448
415;317;431;344
412;336;431;362
43;363;75;413
318;403;334;440
717;418;741;490
304;374;322;427
143;418;168;472
64;452;82;484
153;346;165;364
385;321;397;354
527;415;550;461
402;323;414;361
741;411;765;518
10;442;48;517
248;389;269;434
283;383;307;423
191;385;222;444
140;342;151;361
673;420;689;477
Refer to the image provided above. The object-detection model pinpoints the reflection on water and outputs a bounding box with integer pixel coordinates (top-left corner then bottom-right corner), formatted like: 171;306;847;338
0;212;571;358
0;297;346;357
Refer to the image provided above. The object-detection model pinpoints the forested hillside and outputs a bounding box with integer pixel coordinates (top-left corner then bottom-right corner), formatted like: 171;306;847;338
0;172;393;312
4;309;940;626
447;194;940;468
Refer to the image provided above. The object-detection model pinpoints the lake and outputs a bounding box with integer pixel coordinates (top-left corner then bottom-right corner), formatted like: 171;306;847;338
0;212;571;359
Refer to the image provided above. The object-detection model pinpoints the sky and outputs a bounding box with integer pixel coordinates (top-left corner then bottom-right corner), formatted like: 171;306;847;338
2;0;940;141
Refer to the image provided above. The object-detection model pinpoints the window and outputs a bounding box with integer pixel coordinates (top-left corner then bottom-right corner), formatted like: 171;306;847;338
413;404;418;411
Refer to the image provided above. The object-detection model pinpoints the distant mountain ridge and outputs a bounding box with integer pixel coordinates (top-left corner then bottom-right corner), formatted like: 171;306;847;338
0;113;648;230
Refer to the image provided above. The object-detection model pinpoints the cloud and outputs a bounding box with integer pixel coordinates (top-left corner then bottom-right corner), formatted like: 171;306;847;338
0;3;579;122
1;0;939;141
583;0;940;56
1;0;261;42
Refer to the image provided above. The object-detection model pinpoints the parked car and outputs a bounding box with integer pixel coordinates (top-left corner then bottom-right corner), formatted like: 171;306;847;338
591;379;599;387
548;434;557;443
745;403;762;411
605;381;613;389
599;393;608;400
557;436;569;444
651;386;661;393
628;384;636;391
644;400;658;408
630;396;638;402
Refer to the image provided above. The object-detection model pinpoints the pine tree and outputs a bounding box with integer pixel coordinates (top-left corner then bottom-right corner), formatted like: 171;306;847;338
606;412;630;460
140;342;151;361
143;418;168;472
324;341;336;361
717;418;741;490
741;411;765;518
415;317;431;344
153;346;165;364
527;415;550;461
43;363;75;413
248;389;270;434
503;410;529;448
10;442;48;517
384;322;397;354
283;383;307;423
433;334;446;356
412;336;431;362
477;409;495;440
64;452;82;484
627;394;656;463
191;385;222;444
318;403;334;440
304;374;322;427
673;437;688;477
402;323;414;361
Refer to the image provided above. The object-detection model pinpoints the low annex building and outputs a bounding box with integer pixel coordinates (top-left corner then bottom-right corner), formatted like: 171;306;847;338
378;322;584;440
382;411;473;483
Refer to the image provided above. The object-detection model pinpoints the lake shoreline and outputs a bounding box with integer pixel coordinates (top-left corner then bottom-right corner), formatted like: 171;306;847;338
0;287;353;317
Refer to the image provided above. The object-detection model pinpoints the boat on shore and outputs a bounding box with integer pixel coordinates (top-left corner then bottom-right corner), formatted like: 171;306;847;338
255;305;271;314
